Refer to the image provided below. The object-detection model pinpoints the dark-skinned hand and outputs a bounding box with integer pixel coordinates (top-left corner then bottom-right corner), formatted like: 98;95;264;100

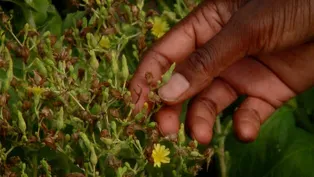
129;0;314;144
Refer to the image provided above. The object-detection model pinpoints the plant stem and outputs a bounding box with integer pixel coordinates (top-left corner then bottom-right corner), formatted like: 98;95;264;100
32;154;38;177
215;116;227;177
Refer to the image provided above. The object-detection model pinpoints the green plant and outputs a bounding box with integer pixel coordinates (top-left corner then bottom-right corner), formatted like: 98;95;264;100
0;0;217;176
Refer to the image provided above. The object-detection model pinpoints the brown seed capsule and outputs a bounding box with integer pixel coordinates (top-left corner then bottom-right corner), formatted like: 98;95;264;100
188;141;197;149
28;135;38;143
146;9;158;17
138;35;146;52
9;172;17;177
2;108;10;121
131;5;138;17
110;89;122;99
100;129;109;138
9;156;21;165
27;31;39;37
0;94;8;107
126;124;135;136
144;146;154;164
40;107;51;118
203;148;214;158
0;56;5;68
5;41;17;51
76;19;83;28
145;21;153;29
0;12;9;23
44;136;56;149
107;155;122;169
10;77;18;88
22;100;32;110
109;109;120;118
49;35;57;46
16;46;30;63
78;68;85;81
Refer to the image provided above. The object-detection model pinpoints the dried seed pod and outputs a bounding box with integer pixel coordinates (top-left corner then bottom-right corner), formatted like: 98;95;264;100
22;100;32;110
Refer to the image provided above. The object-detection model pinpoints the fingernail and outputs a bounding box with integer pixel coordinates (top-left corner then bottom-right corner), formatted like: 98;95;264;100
158;73;190;101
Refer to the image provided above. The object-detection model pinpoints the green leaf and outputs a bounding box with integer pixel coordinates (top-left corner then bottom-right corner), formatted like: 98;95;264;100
62;11;85;31
225;105;314;177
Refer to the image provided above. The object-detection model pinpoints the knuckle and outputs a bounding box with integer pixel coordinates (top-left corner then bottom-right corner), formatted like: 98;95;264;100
186;47;214;76
197;96;217;117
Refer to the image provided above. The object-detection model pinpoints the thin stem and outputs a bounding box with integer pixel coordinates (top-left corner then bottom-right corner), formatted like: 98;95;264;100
215;116;227;177
5;25;23;47
68;92;86;111
32;154;38;177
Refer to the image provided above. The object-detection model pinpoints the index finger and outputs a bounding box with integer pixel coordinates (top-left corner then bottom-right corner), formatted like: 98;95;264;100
129;0;243;112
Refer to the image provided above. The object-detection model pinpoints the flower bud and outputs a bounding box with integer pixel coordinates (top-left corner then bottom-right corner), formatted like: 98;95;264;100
65;134;71;142
191;150;202;157
79;132;92;151
120;55;129;81
147;122;156;128
178;123;186;145
110;121;117;133
89;50;99;70
17;110;26;134
100;137;113;145
90;147;97;166
161;62;176;86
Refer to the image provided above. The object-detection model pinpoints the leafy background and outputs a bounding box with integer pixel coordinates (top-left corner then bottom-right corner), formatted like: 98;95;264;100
1;0;314;176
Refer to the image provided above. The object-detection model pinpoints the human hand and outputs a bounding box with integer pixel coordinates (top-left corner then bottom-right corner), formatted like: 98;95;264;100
129;0;314;144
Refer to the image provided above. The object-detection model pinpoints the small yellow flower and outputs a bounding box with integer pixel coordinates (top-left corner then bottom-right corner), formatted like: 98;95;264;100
150;16;169;38
152;143;170;168
27;86;45;95
99;36;110;49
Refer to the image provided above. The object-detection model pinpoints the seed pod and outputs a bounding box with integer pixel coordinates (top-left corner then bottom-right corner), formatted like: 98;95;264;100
161;62;176;86
111;51;119;75
110;121;117;133
34;58;48;77
134;112;144;121
89;50;99;70
2;47;13;92
190;150;202;157
178;123;186;145
79;132;92;151
55;107;64;130
17;110;26;134
100;137;113;145
86;33;97;48
65;134;71;142
147;122;156;128
120;55;129;81
90;146;97;166
102;88;109;101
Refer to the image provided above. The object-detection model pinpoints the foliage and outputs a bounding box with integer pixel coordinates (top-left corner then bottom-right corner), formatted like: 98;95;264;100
0;0;216;177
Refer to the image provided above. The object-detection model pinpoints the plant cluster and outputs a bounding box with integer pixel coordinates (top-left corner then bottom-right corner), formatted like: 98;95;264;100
0;0;221;177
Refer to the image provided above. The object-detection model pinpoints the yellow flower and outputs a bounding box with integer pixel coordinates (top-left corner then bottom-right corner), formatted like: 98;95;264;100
152;143;170;168
99;36;110;49
27;86;45;95
150;17;169;38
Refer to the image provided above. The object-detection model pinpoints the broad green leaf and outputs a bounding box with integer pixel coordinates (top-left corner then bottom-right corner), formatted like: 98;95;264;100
225;105;314;177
